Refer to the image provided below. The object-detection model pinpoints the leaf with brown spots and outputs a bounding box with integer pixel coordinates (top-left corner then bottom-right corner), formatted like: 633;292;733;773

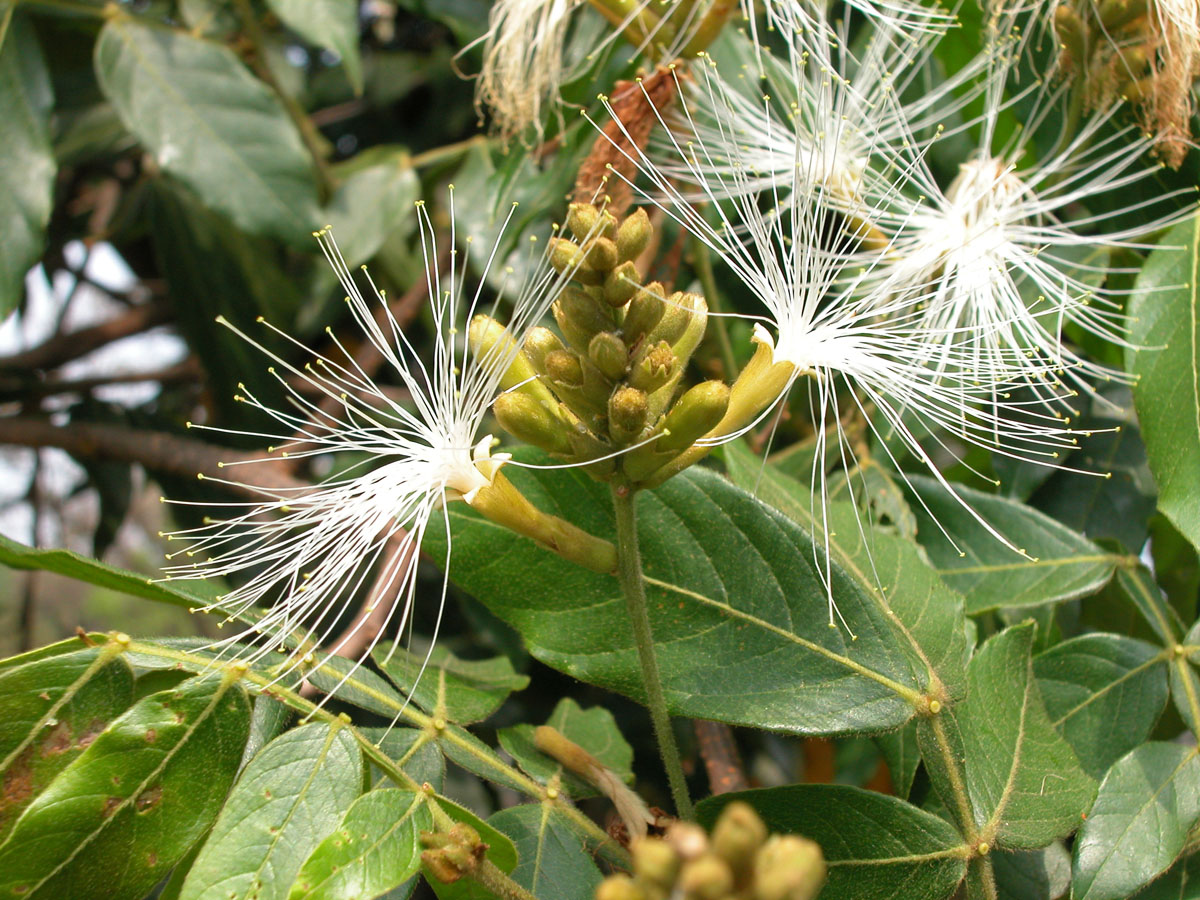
0;646;135;842
0;673;250;900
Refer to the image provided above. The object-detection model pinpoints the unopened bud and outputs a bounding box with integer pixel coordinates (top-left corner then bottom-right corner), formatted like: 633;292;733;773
1099;0;1147;31
604;260;642;307
609;387;649;444
623;284;666;343
494;392;574;455
419;824;487;884
588;332;629;381
617;208;653;262
629;341;677;393
753;835;825;900
545;350;584;387
632;838;680;892
584;236;620;272
665;823;709;862
469;315;559;409
554;287;614;354
679;853;734;900
670;293;709;362
549;236;584;275
712;801;768;882
566;202;600;241
595;874;648;900
524;326;565;371
657;381;730;453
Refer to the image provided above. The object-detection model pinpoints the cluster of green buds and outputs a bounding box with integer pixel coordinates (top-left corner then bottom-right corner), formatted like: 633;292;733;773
471;202;731;487
596;802;826;900
420;822;489;884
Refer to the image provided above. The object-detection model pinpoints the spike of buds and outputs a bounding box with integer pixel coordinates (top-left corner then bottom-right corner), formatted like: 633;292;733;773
468;315;559;410
554;287;615;354
523;326;566;371
623;284;666;344
679;854;734;900
656;381;731;453
712;801;768;883
629;340;677;393
633;837;681;893
544;349;584;387
588;332;629;381
753;835;826;900
609;386;650;444
493;392;574;456
604;260;642;307
584;236;620;272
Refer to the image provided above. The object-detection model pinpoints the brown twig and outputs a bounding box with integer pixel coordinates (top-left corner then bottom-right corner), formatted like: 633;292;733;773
0;417;304;496
0;302;171;373
693;721;748;795
0;358;201;401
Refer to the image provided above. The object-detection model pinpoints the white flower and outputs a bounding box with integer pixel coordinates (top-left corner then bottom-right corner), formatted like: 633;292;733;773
162;194;572;696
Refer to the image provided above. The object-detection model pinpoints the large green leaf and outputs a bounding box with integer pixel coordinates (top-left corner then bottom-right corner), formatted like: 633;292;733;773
1072;743;1200;900
179;722;363;900
265;0;362;93
498;698;633;800
94;16;319;246
488;804;603;900
322;153;419;268
0;673;250;900
0;10;55;317
434;458;929;735
375;643;529;725
1130;851;1200;899
0;644;135;841
698;785;967;900
724;442;968;701
906;476;1119;613
1129;217;1200;552
993;844;1070;900
1034;634;1168;778
289;788;430;900
956;624;1096;849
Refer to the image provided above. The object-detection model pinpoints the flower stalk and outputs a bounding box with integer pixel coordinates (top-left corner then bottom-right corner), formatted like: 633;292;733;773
610;478;694;820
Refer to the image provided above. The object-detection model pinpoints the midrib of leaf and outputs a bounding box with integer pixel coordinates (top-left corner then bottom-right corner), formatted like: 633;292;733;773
938;553;1130;576
928;712;979;842
825;846;969;868
1121;568;1182;641
123;640;624;865
641;575;921;703
532;801;552;889
1174;654;1200;736
103;15;303;224
1190;216;1199;452
1050;651;1168;728
981;674;1032;842
16;671;236;894
0;643;123;773
298;791;424;899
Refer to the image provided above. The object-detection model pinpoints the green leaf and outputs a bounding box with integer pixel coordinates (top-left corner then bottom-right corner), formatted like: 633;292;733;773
1034;634;1168;778
906;475;1120;613
1131;851;1200;899
698;785;967;900
875;722;921;799
179;722;363;900
375;643;529;725
993;844;1071;900
498;698;633;800
1117;565;1185;644
1072;742;1200;900
94;16;319;246
0;645;135;841
487;804;603;900
956;623;1096;848
1129;216;1200;553
289;788;430;900
302;653;412;719
0;673;250;900
0;533;224;618
1170;619;1200;736
363;728;444;791
724;442;968;701
0;10;55;317
323;153;419;268
266;0;362;93
435;456;929;735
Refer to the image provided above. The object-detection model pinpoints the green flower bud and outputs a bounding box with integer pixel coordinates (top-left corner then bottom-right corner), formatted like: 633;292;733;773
468;315;559;410
604;260;642;308
595;874;648;900
666;822;710;862
648;292;694;346
670;293;709;363
609;386;649;444
554;287;615;354
584;236;620;272
588;332;629;381
632;838;680;893
678;853;734;900
549;236;584;275
419;824;487;884
524;326;565;372
656;380;730;453
753;835;825;900
566;202;601;241
623;284;666;344
711;801;768;883
629;340;677;393
493;392;574;455
544;349;584;387
617;208;653;262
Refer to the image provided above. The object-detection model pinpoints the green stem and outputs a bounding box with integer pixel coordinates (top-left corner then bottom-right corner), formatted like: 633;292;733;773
410;136;487;170
611;482;695;820
473;860;539;900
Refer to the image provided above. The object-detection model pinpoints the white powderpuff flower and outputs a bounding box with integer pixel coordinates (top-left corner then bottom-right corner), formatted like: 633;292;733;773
592;76;1084;624
161;194;572;697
